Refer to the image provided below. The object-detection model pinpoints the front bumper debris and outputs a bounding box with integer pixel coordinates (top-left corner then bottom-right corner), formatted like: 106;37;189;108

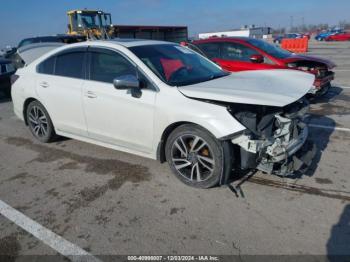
258;140;317;177
232;126;309;176
231;109;311;176
265;124;308;163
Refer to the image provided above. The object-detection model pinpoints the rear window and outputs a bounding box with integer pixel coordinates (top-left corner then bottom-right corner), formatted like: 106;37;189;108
18;38;38;48
38;37;62;43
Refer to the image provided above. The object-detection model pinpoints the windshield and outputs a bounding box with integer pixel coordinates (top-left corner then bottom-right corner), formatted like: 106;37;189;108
100;13;112;26
129;44;229;86
247;38;292;59
78;13;101;28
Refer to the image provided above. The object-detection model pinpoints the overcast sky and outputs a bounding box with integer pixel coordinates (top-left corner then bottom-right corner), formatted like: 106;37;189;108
1;0;349;47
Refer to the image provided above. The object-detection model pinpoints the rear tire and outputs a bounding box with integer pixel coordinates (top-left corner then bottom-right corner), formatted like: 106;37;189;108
26;100;56;143
165;124;232;189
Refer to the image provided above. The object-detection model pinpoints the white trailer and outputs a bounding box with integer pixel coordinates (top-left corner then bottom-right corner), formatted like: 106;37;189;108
199;27;272;39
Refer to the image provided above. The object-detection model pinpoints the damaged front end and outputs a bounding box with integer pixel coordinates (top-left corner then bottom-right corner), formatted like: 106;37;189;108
229;98;313;176
287;60;335;96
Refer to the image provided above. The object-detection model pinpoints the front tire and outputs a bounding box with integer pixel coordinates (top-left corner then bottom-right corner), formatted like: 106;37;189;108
165;124;231;189
26;101;56;143
315;83;331;97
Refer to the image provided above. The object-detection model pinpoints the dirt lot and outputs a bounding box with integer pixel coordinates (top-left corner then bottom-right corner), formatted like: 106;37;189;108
0;41;350;260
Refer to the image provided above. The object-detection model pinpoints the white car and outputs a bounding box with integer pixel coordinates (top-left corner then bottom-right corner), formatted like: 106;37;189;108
12;40;315;188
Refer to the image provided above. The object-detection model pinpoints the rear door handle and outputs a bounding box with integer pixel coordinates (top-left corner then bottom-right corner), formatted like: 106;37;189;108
86;91;97;98
40;81;49;88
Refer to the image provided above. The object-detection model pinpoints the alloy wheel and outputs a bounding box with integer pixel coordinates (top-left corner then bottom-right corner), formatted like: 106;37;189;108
171;134;215;182
28;106;48;138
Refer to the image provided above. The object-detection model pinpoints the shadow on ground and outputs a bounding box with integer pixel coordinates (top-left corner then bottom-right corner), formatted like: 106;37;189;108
327;204;350;261
310;86;343;104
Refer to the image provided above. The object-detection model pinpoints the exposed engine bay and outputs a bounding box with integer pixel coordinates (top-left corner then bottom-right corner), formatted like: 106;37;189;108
228;98;311;176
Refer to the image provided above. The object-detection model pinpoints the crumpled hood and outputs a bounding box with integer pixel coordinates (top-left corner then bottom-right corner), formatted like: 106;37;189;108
178;69;314;107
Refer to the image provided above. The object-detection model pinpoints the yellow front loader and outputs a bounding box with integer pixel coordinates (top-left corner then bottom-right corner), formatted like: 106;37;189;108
67;9;112;39
66;9;188;42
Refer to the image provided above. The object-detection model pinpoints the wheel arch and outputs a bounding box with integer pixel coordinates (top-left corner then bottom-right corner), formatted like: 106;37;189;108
158;121;235;187
157;120;234;163
23;97;38;125
157;121;193;163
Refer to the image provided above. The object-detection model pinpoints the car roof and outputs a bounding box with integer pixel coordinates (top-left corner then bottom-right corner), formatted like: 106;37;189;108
103;38;174;47
59;38;175;49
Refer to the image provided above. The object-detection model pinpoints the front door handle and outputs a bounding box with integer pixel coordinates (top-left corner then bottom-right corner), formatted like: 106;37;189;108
86;91;97;98
40;82;49;88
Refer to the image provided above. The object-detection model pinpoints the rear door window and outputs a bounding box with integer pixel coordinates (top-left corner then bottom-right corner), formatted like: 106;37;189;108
55;51;85;79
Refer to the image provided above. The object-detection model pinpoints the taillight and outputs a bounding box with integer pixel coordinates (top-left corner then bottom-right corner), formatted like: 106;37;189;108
11;74;19;85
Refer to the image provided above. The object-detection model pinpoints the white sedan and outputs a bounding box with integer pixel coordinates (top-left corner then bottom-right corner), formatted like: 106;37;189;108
12;39;314;188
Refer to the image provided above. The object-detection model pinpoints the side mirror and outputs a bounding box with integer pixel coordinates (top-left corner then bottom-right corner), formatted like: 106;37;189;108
113;75;140;90
250;54;264;64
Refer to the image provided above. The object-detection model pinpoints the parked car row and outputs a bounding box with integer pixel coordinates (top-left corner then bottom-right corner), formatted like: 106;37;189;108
0;58;16;97
11;39;317;188
184;37;335;96
325;32;350;42
274;30;350;43
314;29;344;41
273;33;305;44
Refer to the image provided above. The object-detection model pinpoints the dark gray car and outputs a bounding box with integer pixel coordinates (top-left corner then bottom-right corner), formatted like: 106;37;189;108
0;58;16;97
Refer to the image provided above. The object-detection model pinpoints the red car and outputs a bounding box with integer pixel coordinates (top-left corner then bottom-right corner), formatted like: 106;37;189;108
325;32;350;41
190;37;336;96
